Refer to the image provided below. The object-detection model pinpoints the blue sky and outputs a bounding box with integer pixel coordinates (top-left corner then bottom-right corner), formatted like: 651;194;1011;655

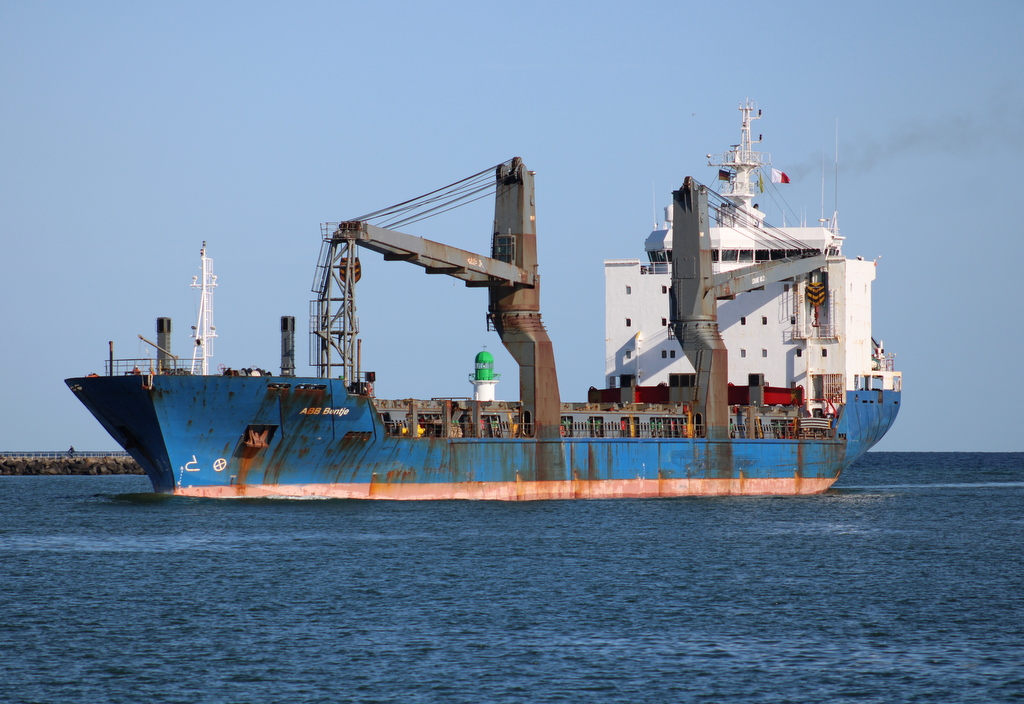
2;0;1021;451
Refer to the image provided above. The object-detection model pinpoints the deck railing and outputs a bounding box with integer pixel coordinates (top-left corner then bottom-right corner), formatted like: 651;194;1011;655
1;451;131;459
104;358;195;376
382;419;708;440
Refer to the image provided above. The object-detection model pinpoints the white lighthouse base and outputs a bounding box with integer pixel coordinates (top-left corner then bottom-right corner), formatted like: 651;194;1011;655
471;379;499;402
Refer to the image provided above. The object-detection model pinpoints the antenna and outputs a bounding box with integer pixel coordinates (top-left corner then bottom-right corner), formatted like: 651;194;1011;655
652;180;657;228
820;151;826;224
834;118;840;219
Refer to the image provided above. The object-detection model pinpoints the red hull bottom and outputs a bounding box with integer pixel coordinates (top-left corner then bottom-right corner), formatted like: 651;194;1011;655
174;476;837;500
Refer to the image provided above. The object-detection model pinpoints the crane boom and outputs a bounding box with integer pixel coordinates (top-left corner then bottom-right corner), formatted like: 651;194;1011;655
711;253;828;299
331;221;535;288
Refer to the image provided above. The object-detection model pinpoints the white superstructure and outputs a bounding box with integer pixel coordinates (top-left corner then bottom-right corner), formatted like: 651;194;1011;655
605;102;899;412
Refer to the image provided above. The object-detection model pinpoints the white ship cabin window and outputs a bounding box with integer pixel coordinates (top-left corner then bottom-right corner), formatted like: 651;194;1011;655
821;348;828;357
711;250;719;262
790;316;796;325
761;316;768;325
796;348;803;357
662;350;667;358
741;317;747;325
626;286;632;294
784;284;790;292
662;350;677;359
625;318;632;327
740;349;747;358
661;318;667;326
625;351;632;360
761;349;768;358
671;350;676;358
662;286;668;294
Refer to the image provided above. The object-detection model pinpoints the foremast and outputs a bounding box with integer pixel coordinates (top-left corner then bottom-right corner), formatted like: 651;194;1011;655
190;242;217;375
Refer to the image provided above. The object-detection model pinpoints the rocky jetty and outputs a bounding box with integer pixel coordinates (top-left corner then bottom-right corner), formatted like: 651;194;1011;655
0;456;144;476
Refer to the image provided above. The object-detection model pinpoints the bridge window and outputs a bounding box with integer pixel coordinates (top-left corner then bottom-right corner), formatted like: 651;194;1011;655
739;250;754;262
722;250;739;262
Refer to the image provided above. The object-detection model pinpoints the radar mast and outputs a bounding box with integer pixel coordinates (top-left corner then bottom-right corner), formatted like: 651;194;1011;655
708;99;770;223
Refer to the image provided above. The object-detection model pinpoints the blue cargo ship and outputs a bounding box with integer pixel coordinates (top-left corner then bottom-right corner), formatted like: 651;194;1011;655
66;103;900;498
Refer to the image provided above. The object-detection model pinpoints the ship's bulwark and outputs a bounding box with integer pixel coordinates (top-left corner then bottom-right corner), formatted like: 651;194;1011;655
66;375;898;499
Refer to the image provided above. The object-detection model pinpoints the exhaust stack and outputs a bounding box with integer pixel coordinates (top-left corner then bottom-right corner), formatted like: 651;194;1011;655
281;316;296;377
156;318;172;374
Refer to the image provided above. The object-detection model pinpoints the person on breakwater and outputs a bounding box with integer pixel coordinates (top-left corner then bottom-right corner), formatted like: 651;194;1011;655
67;446;75;458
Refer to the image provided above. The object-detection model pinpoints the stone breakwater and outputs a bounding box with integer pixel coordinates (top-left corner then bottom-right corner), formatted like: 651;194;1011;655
0;457;144;475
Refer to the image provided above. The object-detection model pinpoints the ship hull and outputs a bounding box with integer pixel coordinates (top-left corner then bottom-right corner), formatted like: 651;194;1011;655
66;375;899;499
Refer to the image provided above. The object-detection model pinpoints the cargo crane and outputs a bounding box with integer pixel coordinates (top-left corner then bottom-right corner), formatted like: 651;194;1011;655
669;177;827;440
315;158;562;452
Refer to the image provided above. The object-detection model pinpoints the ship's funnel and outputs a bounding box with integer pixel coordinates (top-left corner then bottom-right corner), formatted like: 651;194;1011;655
156;318;172;374
281;316;296;377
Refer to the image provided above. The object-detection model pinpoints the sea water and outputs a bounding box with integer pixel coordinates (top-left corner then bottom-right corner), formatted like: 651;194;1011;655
1;452;1022;703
